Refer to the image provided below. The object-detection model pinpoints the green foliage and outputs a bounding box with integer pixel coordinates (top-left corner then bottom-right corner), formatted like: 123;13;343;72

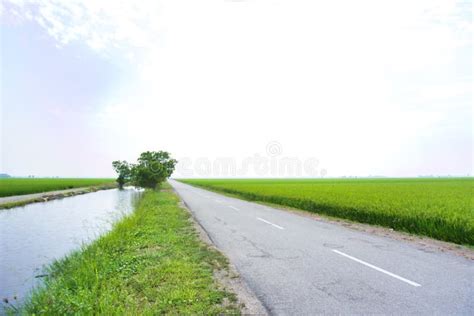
22;190;238;315
132;151;177;189
112;160;131;189
137;151;177;178
113;151;177;190
181;178;474;245
0;178;115;197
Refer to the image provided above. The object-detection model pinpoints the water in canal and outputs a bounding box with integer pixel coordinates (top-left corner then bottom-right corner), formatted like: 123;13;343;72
0;188;142;306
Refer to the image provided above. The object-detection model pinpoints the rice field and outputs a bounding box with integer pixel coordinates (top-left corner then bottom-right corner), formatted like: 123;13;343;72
0;178;116;197
180;178;474;245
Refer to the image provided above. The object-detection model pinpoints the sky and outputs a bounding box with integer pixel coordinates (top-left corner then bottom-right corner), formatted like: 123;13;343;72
0;0;472;178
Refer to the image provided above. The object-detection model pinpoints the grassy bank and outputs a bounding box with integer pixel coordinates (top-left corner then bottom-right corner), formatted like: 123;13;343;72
0;178;115;197
181;178;474;245
17;189;239;314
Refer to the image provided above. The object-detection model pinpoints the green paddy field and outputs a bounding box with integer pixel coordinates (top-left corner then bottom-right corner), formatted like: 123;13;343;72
0;178;115;197
181;178;474;245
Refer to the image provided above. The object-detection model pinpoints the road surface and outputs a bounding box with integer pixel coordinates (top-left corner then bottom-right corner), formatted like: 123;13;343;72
170;180;473;315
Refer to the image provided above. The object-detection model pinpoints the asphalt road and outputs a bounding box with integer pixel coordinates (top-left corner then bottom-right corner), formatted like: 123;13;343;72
170;180;473;315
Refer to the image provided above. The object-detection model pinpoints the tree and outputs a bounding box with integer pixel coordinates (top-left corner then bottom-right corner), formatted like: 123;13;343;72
112;160;131;189
112;151;177;190
131;151;177;189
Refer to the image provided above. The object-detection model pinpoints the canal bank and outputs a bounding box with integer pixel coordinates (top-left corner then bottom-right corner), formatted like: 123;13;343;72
0;184;117;210
2;188;249;314
1;187;141;307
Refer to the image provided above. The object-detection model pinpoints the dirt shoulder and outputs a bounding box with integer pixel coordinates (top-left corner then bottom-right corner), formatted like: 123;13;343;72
262;201;474;261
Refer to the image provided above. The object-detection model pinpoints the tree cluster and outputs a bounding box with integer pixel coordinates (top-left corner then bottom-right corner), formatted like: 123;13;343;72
112;151;177;189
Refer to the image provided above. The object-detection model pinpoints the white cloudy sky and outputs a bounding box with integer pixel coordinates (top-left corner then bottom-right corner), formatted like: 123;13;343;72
1;0;472;177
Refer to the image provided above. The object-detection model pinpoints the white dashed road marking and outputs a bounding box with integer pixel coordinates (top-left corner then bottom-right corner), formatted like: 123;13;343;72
332;249;421;287
257;217;285;230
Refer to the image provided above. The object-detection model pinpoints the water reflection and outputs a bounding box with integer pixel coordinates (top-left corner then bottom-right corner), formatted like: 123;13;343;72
0;187;142;305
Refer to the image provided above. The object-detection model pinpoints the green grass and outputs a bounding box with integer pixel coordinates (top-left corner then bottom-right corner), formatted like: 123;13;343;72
17;189;239;314
180;178;474;245
0;178;116;197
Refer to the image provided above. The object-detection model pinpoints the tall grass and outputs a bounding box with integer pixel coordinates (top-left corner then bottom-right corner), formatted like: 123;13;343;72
181;178;474;245
0;178;115;197
20;190;238;314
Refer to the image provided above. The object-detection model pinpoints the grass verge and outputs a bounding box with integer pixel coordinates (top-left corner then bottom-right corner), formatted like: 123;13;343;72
14;189;239;314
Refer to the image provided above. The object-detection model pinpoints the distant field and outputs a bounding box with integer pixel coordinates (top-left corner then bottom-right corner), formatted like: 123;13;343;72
0;178;116;197
181;178;474;245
